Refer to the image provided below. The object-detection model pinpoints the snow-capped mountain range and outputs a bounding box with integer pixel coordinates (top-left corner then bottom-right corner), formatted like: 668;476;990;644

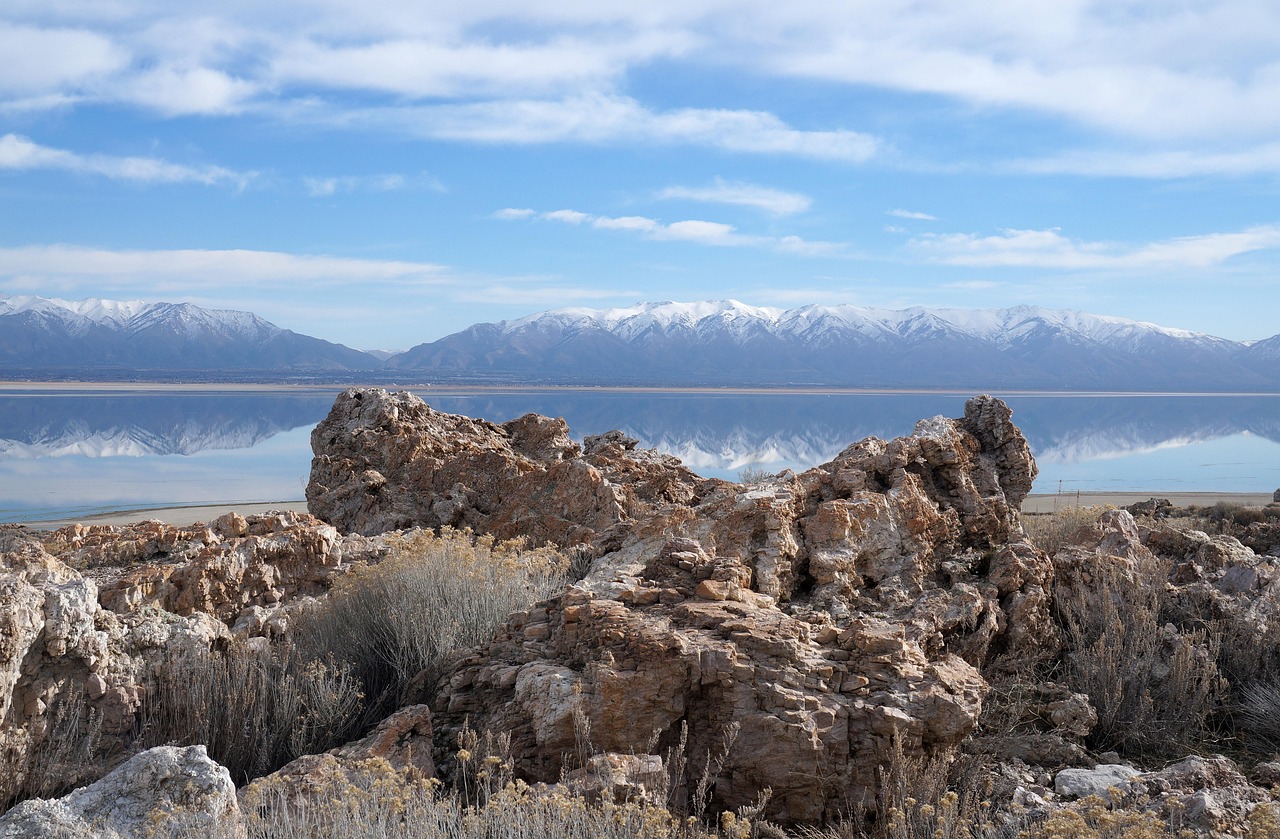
0;294;376;373
4;295;1278;389
389;299;1280;390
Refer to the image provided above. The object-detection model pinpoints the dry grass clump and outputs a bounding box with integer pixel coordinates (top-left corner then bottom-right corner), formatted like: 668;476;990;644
137;640;364;785
132;528;569;787
238;755;764;839
1023;505;1108;555
1016;794;1191;839
0;689;103;812
297;528;570;721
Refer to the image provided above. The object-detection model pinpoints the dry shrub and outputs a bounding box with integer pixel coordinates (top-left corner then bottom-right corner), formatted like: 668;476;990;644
240;757;728;839
1016;794;1189;839
1023;506;1107;556
297;528;569;721
137;640;364;785
1055;557;1225;759
1237;678;1280;754
0;689;103;813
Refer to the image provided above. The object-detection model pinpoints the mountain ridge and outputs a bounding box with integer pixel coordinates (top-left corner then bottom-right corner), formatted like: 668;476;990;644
4;295;1279;390
389;299;1280;391
0;294;379;375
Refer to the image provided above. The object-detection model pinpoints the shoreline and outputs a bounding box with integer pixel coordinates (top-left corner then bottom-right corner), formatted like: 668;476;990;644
4;380;1280;398
15;491;1274;530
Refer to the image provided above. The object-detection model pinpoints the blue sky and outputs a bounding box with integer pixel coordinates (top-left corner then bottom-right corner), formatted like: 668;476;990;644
1;1;1278;351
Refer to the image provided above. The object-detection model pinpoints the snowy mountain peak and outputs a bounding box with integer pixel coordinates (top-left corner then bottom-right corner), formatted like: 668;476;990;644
494;300;1224;346
0;294;377;373
0;294;151;325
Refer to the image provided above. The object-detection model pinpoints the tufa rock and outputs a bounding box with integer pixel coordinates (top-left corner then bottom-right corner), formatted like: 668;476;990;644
307;391;1053;823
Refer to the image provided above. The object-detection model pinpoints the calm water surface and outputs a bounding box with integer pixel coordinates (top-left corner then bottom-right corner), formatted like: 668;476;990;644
2;387;1278;523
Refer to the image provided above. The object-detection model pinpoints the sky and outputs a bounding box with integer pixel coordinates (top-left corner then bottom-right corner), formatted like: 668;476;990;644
1;1;1278;351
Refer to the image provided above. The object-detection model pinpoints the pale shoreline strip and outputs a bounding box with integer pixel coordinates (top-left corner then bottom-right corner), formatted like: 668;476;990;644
14;492;1275;530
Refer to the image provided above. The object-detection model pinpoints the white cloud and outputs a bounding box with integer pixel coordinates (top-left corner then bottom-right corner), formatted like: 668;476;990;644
269;31;694;99
526;207;844;254
0;133;250;187
887;209;937;220
493;207;537;219
766;2;1280;142
543;209;592;224
0;245;450;291
658;179;811;215
911;225;1280;270
6;2;1280;150
342;94;880;162
0;23;126;94
121;66;256;116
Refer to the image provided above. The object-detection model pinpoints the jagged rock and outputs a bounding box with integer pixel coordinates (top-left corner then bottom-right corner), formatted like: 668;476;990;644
306;388;711;540
0;745;244;839
301;391;1054;823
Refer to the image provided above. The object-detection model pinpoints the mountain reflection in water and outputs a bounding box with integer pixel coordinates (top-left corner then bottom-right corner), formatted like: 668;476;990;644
1;388;1278;521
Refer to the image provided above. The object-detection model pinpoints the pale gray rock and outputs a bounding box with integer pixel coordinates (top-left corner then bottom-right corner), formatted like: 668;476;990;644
1054;764;1141;800
0;745;244;839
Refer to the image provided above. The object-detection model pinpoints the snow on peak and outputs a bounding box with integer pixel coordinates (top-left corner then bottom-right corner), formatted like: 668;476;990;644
0;294;279;338
0;294;150;324
497;300;1219;346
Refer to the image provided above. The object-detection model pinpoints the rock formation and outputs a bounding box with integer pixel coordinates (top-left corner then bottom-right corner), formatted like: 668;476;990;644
8;388;1280;834
307;389;1057;822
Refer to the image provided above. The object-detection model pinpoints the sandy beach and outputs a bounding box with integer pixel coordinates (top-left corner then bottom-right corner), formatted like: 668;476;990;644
16;491;1274;530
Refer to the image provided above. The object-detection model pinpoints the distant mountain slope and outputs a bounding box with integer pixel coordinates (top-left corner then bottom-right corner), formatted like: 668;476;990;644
388;300;1280;391
0;295;379;374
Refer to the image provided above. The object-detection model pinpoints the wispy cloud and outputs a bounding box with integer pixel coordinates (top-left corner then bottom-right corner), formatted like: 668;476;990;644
1009;143;1280;178
303;172;443;197
657;179;812;215
492;207;536;220
887;208;937;220
500;207;846;255
0;245;450;292
911;226;1280;270
7;4;1280;151
344;94;880;162
0;134;251;187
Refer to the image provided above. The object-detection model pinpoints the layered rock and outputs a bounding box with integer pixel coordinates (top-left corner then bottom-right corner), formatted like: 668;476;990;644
307;389;1055;823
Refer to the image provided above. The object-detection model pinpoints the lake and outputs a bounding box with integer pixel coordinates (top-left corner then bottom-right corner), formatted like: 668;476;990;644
2;385;1279;523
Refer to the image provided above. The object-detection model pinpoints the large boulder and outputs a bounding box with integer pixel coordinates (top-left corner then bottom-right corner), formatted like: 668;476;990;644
0;745;244;839
307;390;1054;823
